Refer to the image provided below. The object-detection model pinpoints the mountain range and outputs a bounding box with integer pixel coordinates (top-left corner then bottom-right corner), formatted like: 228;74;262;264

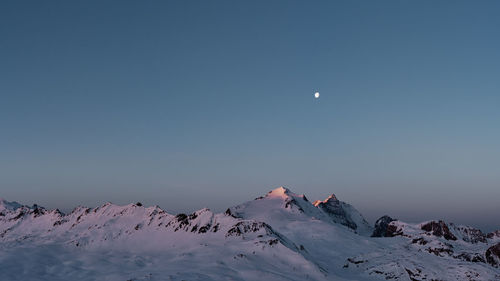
1;187;499;281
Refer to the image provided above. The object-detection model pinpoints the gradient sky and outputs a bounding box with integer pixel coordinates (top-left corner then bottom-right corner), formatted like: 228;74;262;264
1;1;499;231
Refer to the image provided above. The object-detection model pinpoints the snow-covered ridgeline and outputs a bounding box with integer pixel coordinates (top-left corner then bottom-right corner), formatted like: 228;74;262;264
1;188;499;281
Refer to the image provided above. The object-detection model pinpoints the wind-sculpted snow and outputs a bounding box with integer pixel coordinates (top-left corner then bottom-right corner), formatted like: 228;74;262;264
1;187;499;281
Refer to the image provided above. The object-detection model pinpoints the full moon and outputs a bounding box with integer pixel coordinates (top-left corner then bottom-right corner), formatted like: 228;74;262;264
314;92;320;99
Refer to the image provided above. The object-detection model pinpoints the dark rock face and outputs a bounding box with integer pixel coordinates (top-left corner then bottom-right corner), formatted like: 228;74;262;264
485;243;500;267
172;213;189;231
315;195;357;230
461;228;486;243
163;210;216;234
31;206;45;217
226;221;273;238
450;224;487;243
198;225;210;233
284;198;305;213
487;230;500;239
405;267;424;281
426;243;454;257
10;210;25;221
386;223;404;237
454;252;486;263
175;213;187;222
371;216;396;237
412;237;428;245
420;221;457;241
224;208;241;219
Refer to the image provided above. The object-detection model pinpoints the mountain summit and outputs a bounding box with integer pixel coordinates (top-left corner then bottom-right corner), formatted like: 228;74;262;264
265;186;297;199
313;193;338;205
0;198;23;213
313;193;372;236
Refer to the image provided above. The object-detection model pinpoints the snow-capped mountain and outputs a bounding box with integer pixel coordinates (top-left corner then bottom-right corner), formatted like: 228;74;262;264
0;198;23;213
313;193;372;236
0;187;499;281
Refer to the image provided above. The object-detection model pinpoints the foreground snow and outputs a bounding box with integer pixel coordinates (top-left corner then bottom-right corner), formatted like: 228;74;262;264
0;188;499;281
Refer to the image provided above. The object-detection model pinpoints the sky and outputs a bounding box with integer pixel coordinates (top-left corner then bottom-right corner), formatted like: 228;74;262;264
1;1;499;231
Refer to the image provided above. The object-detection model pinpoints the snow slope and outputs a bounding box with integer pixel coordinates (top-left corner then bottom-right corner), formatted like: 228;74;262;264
0;187;499;281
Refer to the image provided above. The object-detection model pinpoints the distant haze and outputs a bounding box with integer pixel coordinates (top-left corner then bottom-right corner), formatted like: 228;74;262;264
1;1;499;232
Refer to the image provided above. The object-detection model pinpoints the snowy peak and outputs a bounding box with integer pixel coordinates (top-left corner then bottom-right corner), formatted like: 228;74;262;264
2;190;500;280
230;187;375;236
262;187;312;205
227;187;326;227
265;186;300;200
313;193;338;206
449;223;487;244
325;193;338;201
252;186;317;215
314;193;373;235
0;198;23;213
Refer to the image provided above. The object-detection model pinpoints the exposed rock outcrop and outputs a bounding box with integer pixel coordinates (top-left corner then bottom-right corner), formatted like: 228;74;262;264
420;220;457;241
314;193;372;235
487;230;500;240
372;215;396;237
450;224;487;243
486;242;500;268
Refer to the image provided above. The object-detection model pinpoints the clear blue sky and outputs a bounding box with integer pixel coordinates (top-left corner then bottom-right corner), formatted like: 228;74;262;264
1;1;499;231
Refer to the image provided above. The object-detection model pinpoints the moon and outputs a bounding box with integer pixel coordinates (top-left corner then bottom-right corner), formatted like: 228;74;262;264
314;92;320;99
